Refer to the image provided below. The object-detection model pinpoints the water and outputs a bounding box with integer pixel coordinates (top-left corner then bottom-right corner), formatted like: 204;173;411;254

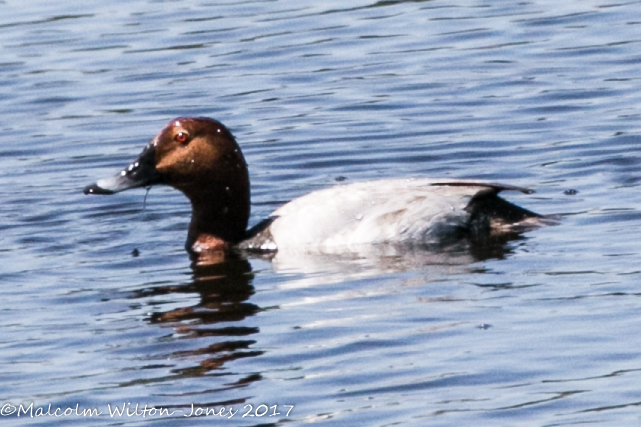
2;0;641;425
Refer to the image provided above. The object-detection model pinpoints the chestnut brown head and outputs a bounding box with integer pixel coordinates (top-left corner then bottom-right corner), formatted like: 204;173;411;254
84;117;251;249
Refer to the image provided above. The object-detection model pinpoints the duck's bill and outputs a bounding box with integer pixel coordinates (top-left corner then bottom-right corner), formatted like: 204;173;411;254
83;144;162;195
83;173;157;195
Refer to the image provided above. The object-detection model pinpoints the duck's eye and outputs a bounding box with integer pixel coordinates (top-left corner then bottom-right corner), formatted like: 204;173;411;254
175;131;189;144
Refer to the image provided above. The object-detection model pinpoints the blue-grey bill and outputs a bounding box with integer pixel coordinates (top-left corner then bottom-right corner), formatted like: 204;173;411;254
83;143;161;195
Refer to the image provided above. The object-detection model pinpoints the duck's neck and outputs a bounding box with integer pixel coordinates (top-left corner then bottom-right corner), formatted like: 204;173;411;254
184;180;250;253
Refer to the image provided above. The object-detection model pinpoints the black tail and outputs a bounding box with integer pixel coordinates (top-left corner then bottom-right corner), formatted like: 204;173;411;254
465;192;542;236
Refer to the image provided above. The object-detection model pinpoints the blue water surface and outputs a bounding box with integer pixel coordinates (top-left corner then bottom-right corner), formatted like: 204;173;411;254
2;0;641;425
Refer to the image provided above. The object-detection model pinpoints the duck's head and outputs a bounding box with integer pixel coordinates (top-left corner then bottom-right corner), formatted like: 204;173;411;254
84;117;251;254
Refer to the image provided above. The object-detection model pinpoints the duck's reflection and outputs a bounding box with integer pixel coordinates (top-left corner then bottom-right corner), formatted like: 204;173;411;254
150;258;259;324
126;231;529;381
266;232;527;276
129;255;264;377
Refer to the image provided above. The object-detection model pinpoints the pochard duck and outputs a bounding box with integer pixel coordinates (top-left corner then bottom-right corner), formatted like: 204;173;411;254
84;117;544;258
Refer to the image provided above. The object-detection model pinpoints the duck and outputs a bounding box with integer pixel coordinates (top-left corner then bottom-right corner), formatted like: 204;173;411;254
84;117;545;259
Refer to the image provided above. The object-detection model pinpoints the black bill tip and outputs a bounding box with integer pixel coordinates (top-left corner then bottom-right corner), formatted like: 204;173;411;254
83;183;116;195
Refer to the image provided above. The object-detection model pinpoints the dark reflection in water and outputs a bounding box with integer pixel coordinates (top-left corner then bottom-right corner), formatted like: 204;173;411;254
129;257;264;380
121;230;526;388
467;232;528;261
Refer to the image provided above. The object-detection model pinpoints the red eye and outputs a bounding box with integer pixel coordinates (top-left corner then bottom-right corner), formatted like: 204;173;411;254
175;131;189;144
